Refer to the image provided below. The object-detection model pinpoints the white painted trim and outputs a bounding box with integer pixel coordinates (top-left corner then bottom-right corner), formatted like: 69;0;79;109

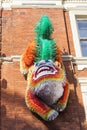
81;91;87;122
1;0;87;10
63;0;87;10
1;0;12;10
1;54;87;69
69;10;82;57
78;77;87;122
64;3;87;10
74;57;87;65
1;0;63;9
73;57;87;70
78;77;87;85
0;55;21;63
77;65;87;71
0;55;73;64
12;0;61;6
1;54;87;65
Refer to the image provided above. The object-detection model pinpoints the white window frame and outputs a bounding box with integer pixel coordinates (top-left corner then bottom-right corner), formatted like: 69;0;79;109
69;10;87;70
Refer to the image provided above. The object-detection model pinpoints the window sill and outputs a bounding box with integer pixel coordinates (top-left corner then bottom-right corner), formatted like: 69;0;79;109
62;55;87;71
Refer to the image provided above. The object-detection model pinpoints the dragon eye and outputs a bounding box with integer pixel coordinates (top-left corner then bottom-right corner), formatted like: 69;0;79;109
45;60;49;63
35;63;38;66
46;60;53;64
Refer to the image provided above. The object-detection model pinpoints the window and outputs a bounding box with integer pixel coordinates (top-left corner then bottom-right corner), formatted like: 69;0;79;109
69;10;87;70
69;10;87;57
77;20;87;57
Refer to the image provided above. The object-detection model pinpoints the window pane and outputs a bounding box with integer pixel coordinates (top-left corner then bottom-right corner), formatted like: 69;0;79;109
80;40;87;57
77;20;87;38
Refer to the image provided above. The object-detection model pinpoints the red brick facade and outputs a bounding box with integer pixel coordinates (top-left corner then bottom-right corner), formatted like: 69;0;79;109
2;8;75;56
1;7;87;130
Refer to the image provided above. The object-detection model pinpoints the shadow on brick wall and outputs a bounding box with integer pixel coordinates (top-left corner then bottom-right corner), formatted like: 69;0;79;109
1;79;7;89
1;89;86;130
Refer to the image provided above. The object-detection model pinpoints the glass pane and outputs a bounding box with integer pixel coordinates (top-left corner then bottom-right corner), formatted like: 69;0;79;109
77;20;87;38
80;40;87;57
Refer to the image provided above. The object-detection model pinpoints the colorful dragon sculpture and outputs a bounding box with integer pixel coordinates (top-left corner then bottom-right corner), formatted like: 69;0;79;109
20;15;70;121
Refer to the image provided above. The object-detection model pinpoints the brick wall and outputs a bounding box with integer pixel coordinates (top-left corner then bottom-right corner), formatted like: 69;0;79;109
0;8;2;130
2;8;75;56
0;9;1;56
1;8;87;130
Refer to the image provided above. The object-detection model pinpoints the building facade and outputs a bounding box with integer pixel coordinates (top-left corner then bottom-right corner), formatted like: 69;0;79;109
0;0;87;130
